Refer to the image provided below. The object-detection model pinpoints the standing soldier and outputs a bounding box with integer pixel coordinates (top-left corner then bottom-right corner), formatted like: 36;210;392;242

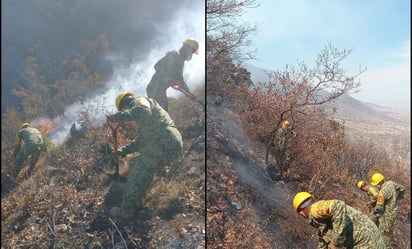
275;120;297;177
369;173;406;249
356;180;379;225
107;92;183;220
13;123;47;178
293;191;386;249
146;38;199;112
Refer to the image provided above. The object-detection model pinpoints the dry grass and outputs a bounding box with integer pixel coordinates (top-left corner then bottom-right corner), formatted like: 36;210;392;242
1;96;205;248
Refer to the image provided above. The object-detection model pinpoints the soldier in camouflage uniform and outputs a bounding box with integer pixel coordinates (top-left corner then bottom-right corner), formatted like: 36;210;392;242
357;180;379;225
108;92;183;220
146;39;199;112
275;120;297;177
293;192;386;249
13;123;47;178
370;173;406;249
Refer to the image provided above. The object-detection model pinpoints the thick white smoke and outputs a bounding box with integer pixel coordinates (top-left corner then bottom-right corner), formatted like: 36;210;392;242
47;4;205;145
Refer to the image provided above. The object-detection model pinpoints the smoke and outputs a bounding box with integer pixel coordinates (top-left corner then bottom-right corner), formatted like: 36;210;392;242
31;1;206;145
212;105;293;210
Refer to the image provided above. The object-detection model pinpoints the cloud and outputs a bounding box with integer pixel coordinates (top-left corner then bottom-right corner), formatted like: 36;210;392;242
351;39;410;110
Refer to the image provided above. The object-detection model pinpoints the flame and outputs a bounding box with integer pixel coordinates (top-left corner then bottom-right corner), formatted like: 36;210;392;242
31;117;55;135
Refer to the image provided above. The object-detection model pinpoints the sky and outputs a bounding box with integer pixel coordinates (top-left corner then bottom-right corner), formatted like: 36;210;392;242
242;0;410;112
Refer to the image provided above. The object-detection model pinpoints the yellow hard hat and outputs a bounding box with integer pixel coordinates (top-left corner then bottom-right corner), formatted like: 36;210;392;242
183;39;199;54
282;120;291;128
356;180;365;189
370;173;384;186
20;123;32;129
293;192;314;213
115;91;135;111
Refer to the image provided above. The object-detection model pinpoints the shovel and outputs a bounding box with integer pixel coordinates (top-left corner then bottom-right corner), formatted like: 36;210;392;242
106;116;127;183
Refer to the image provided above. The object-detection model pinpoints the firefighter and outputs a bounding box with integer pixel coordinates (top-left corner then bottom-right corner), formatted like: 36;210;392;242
274;120;297;177
13;123;47;178
146;38;199;112
370;173;406;249
356;180;379;225
107;92;183;220
293;192;386;249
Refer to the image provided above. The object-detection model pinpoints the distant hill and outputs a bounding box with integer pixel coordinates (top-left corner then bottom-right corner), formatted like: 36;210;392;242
243;63;410;123
243;63;410;162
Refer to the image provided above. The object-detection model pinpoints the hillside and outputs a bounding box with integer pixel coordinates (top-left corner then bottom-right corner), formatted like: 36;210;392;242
1;97;205;248
206;97;410;248
244;63;411;163
207;99;314;248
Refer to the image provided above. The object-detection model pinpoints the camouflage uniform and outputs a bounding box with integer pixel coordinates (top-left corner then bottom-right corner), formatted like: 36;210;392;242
13;127;47;177
275;126;294;175
146;50;190;112
372;180;405;249
364;185;379;225
309;200;386;249
110;96;183;213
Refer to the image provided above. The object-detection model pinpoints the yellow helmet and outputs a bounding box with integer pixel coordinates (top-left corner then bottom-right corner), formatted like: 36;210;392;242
183;39;199;54
370;173;384;186
20;123;32;129
282;120;291;128
293;192;314;213
356;180;365;189
115;91;135;111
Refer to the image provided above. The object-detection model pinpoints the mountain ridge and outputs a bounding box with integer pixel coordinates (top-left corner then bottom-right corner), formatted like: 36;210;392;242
243;62;410;162
244;62;410;119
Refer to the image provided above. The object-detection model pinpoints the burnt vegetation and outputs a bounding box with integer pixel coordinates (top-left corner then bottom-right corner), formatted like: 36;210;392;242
1;2;205;247
1;33;205;247
1;90;205;248
206;0;410;248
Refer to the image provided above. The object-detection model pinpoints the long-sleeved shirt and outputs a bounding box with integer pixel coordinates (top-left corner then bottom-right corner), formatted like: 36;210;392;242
146;50;190;94
374;180;405;216
14;127;45;155
110;96;181;156
308;199;386;249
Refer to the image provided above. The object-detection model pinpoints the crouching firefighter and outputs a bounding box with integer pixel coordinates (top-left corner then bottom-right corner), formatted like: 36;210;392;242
107;92;183;220
13;123;47;178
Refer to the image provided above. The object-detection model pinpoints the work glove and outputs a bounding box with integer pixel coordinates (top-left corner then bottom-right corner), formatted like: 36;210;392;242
373;204;384;215
397;190;405;200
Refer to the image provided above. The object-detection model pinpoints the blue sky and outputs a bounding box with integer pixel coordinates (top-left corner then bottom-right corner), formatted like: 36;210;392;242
242;0;410;112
